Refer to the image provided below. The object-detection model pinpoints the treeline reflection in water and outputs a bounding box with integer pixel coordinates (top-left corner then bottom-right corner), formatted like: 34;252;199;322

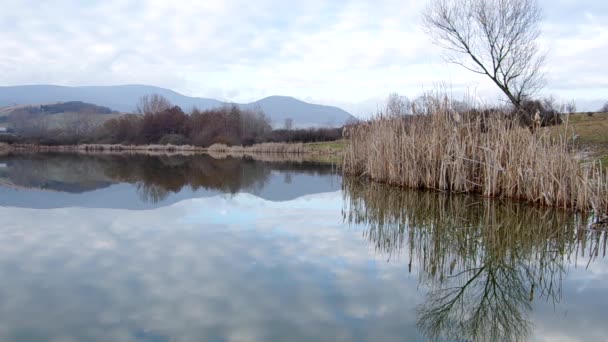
0;152;338;203
342;179;606;342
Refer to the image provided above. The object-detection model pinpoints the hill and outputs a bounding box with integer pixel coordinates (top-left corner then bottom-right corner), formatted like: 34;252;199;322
0;85;356;128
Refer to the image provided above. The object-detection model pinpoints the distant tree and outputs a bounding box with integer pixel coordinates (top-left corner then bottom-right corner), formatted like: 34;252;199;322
386;93;411;116
101;114;143;144
423;0;545;120
601;102;608;113
565;100;577;114
284;118;294;130
7;109;49;137
141;106;188;143
61;111;96;139
136;94;172;115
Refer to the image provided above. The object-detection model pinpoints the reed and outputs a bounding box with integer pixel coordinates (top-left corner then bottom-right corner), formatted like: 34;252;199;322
343;97;608;215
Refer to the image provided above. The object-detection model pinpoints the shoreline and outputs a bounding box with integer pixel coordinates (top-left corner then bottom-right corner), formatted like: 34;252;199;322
1;142;343;163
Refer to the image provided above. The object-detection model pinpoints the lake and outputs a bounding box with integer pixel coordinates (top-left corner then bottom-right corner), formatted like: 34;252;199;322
0;152;606;341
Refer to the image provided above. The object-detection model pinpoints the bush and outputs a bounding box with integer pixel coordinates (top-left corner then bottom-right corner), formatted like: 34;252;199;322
159;134;188;145
520;99;562;126
0;134;20;144
263;127;343;144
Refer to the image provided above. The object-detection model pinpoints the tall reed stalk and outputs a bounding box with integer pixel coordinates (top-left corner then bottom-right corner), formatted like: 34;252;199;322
343;97;608;215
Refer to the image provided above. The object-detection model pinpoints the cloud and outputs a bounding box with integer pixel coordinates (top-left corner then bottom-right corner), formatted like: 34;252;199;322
0;193;423;341
0;191;607;340
0;0;606;113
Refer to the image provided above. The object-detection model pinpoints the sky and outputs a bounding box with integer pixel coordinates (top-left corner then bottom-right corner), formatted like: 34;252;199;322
1;0;607;117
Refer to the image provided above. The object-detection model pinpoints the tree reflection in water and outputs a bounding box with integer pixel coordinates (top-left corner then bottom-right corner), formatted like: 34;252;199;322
0;152;337;203
342;179;606;342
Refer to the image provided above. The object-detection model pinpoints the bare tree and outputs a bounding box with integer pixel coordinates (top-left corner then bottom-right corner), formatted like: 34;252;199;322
135;94;172;115
565;100;577;114
8;109;49;137
422;0;545;119
601;102;608;113
284;118;293;130
61;111;97;138
386;93;411;116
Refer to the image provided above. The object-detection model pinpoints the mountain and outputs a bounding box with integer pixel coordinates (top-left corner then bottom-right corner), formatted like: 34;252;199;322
0;85;356;128
243;96;354;127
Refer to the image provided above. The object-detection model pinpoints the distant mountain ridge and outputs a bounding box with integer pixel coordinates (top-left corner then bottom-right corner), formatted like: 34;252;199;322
0;85;356;128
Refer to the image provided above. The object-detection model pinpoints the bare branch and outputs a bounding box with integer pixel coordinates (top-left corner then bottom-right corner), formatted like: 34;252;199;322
423;0;545;119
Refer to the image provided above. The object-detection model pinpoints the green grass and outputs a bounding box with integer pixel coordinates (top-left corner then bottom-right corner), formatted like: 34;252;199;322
305;140;346;153
548;112;608;168
565;112;608;143
301;140;347;164
560;112;608;168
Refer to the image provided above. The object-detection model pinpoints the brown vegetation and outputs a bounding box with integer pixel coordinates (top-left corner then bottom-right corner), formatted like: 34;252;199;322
343;97;608;215
3;94;345;147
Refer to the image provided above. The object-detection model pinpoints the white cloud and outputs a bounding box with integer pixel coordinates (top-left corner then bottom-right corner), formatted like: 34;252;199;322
0;0;606;114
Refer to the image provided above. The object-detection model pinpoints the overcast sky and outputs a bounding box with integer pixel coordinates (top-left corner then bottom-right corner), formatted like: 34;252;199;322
1;0;606;116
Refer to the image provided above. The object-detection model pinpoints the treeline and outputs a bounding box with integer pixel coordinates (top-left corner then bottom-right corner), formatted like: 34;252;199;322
383;92;571;127
100;105;272;146
0;153;338;203
1;95;345;146
99;105;342;146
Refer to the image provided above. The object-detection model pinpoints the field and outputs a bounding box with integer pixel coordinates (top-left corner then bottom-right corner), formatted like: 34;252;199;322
551;112;608;168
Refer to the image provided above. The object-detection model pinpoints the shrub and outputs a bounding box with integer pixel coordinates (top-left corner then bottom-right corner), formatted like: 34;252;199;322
159;134;188;145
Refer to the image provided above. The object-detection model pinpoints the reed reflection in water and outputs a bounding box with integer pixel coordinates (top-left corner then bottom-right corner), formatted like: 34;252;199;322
342;179;606;342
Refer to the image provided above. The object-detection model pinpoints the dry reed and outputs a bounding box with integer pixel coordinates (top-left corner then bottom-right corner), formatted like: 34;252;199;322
343;98;608;215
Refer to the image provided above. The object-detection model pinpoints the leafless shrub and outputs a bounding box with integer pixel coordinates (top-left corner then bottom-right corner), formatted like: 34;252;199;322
135;94;172;115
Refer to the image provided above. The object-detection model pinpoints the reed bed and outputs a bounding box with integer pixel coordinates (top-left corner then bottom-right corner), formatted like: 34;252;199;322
208;142;307;154
343;100;608;215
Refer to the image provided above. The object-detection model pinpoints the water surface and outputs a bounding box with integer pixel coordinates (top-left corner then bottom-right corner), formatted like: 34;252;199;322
0;153;606;341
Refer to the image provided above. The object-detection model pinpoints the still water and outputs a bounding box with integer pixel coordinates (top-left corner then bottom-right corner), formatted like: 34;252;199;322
0;153;606;341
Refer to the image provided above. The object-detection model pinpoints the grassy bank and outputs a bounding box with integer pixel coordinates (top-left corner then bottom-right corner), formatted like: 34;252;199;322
8;143;207;153
550;112;608;168
3;141;344;163
208;141;345;154
343;105;607;215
